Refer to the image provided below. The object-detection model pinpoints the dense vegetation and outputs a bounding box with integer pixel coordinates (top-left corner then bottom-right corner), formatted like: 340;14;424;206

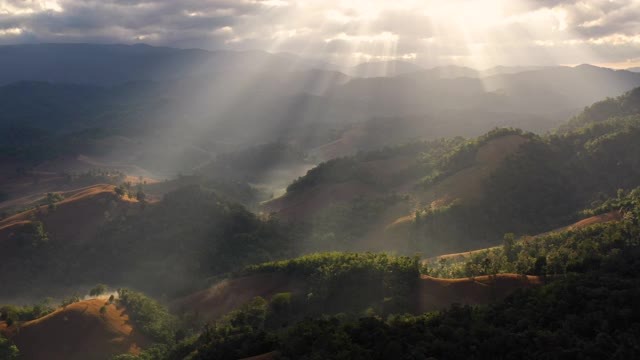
426;187;640;278
275;272;640;360
420;127;533;186
109;187;640;360
302;194;409;252
287;138;463;194
0;336;19;360
405;116;640;255
273;199;640;358
4;83;640;359
0;299;55;326
562;86;640;131
244;252;420;314
116;289;177;345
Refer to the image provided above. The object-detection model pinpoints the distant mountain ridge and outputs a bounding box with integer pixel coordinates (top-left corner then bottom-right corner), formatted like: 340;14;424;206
0;43;326;85
346;60;425;77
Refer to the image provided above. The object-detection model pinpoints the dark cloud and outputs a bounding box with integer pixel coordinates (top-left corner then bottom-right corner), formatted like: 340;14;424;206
0;0;638;66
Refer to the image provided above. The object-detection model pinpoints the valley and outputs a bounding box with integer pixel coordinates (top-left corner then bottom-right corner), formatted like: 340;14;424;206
2;41;640;359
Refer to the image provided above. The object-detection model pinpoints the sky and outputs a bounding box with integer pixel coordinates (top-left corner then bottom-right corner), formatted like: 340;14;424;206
1;0;640;68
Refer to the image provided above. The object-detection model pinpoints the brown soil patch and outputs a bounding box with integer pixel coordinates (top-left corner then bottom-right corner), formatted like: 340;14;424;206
419;134;529;206
475;135;529;164
240;352;278;360
0;299;148;360
544;210;624;234
427;210;624;263
0;184;138;247
430;246;501;263
386;214;415;230
174;273;304;321
416;274;543;313
310;125;367;161
361;156;416;184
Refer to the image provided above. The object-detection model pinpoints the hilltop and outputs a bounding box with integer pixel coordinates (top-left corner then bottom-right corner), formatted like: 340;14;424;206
0;298;148;360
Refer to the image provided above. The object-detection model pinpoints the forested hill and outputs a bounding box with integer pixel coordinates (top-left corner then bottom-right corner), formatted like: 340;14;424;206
264;89;640;256
562;86;640;131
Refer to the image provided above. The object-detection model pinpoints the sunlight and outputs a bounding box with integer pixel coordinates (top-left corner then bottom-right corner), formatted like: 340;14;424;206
2;1;640;358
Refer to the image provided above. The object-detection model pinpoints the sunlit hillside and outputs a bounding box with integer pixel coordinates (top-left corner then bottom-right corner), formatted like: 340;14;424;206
2;1;640;359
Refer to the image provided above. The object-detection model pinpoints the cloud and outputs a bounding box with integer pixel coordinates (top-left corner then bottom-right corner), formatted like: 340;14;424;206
0;0;638;67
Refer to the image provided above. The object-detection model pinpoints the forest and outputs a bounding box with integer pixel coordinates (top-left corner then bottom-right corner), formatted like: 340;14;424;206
2;34;640;359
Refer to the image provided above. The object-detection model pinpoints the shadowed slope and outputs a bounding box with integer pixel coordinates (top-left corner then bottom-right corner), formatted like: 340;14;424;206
416;274;543;313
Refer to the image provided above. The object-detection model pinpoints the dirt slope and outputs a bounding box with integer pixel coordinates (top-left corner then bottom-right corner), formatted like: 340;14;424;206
416;274;543;313
0;299;148;360
176;270;543;324
418;134;529;207
174;273;304;321
427;210;624;262
0;184;138;246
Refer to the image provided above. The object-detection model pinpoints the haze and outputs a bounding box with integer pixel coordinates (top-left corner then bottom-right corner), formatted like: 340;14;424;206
1;1;640;360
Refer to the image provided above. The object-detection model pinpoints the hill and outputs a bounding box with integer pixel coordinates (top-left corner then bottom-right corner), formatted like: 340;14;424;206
0;299;148;360
0;184;298;302
0;43;321;86
3;47;640;188
416;274;542;313
561;86;640;131
0;184;137;246
481;64;640;113
329;64;640;119
175;191;640;359
426;210;624;264
175;252;542;324
264;95;640;256
347;60;424;77
264;129;531;252
173;273;304;321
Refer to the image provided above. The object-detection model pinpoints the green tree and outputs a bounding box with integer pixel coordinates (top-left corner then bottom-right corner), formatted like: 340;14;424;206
0;337;19;360
503;233;517;262
89;284;108;297
135;190;146;203
114;185;126;197
45;192;63;211
533;256;547;276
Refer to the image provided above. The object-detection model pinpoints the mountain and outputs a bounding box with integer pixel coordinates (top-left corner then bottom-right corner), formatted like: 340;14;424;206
482;64;640;113
480;65;555;76
0;43;328;85
404;65;479;79
627;66;640;72
3;77;640;359
1;46;639;180
327;64;640;121
347;60;424;77
561;86;640;131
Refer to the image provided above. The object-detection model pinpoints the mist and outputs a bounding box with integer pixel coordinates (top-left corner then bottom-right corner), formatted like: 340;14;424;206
2;1;640;359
